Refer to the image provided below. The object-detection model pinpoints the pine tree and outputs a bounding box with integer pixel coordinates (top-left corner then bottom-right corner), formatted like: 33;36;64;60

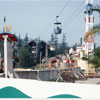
59;33;69;54
18;46;35;68
24;33;29;45
17;34;23;48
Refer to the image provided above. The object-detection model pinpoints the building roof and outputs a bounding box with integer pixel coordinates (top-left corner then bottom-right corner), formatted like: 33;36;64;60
0;32;17;42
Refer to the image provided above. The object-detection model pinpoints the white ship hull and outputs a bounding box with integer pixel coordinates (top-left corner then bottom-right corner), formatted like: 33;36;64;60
0;78;100;99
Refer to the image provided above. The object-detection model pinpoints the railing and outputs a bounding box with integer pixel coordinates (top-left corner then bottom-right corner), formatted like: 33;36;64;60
15;67;85;81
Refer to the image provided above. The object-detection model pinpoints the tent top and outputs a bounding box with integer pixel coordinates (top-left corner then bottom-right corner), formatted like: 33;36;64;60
0;32;17;42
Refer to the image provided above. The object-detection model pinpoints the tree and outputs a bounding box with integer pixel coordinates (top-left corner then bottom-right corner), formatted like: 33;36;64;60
82;47;100;68
93;5;100;17
16;34;23;48
24;33;29;45
13;34;23;67
84;24;100;42
18;46;35;68
58;33;69;54
62;33;67;49
72;43;77;51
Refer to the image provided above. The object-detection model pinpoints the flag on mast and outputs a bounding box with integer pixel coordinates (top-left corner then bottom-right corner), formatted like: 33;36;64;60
9;24;12;32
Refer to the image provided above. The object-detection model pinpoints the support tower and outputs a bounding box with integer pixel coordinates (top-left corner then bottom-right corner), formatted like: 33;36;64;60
84;0;94;55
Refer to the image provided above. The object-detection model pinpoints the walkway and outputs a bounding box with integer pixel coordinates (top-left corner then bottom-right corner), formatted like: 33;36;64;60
76;78;100;84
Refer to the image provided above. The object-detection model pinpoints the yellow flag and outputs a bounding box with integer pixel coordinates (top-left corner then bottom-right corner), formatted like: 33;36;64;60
4;24;6;32
9;24;12;32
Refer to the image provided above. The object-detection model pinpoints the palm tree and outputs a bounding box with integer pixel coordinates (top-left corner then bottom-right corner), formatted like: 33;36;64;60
93;5;100;14
82;47;100;68
84;24;100;42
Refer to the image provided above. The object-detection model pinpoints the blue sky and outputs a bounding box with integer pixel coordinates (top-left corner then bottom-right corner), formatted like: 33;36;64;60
0;0;100;46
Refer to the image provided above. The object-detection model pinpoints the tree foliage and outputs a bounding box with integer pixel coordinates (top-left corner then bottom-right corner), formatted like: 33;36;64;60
82;47;100;68
84;24;100;42
24;33;29;45
18;46;35;68
93;5;100;13
58;33;69;54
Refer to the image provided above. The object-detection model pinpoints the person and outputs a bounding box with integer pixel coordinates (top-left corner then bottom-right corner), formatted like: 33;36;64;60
66;59;70;67
56;59;60;69
48;62;52;68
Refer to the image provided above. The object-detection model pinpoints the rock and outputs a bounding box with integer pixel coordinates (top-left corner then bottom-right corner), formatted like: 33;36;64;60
60;71;75;83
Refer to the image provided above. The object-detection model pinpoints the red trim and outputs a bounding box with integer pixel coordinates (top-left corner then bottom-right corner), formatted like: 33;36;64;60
0;32;17;42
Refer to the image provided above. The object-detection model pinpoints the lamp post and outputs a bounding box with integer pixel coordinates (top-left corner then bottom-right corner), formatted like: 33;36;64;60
45;43;48;58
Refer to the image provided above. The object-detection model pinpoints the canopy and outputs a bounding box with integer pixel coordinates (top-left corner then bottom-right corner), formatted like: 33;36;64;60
0;32;17;42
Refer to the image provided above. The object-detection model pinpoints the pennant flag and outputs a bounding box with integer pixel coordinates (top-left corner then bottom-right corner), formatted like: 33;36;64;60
9;24;12;32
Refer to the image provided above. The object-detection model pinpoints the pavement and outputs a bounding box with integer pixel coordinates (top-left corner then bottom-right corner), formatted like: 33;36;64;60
75;78;100;84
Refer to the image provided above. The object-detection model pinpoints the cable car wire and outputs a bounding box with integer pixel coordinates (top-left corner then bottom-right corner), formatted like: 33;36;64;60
57;0;71;16
63;5;85;30
62;0;85;28
42;0;71;35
